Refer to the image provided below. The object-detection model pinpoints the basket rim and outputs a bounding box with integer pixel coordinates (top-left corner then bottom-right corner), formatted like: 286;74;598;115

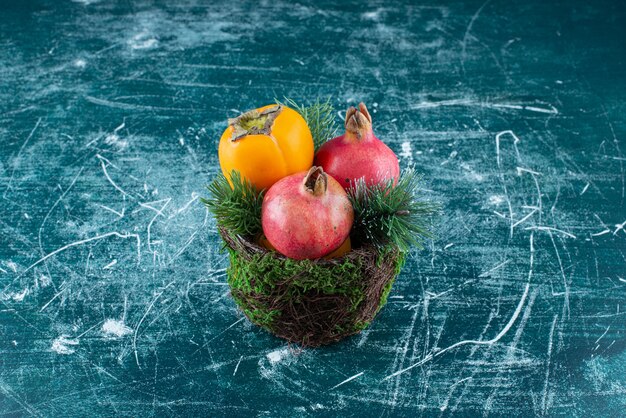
218;226;399;266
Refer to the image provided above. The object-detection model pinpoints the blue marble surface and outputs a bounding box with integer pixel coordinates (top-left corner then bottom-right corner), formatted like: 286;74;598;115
1;0;625;416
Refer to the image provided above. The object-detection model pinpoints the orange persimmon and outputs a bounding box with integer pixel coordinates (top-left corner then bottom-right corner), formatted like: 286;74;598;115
256;234;276;251
218;104;314;191
323;236;352;259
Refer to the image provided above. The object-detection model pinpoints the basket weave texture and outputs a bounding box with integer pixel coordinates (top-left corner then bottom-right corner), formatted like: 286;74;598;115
220;228;405;347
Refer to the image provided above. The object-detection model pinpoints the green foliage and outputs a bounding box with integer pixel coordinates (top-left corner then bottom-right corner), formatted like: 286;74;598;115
201;171;264;237
228;248;365;311
225;244;404;337
348;169;439;252
278;97;338;151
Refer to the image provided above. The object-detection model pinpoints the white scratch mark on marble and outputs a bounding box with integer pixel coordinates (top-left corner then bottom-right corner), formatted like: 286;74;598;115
356;327;372;348
103;259;117;270
460;162;484;181
133;281;174;368
495;130;519;238
96;154;133;198
141;198;171;255
40;286;66;312
594;213;609;229
330;372;364;390
186;64;282;73
73;58;87;68
75;321;104;339
128;30;159;50
488;195;504;205
85;96;187;112
383;281;532;380
479;259;511;278
400;141;413;161
362;8;383;21
266;347;291;364
541;314;558;414
412;99;558;115
387;302;421;407
440;376;472;412
546;230;570;318
461;0;492;74
613;220;626;236
233;355;243;376
511;208;538;229
516;166;542;176
38;166;85;290
516;105;559;114
594;326;611;345
102;319;132;338
104;122;128;150
203;317;245;346
51;335;79;355
175;192;199;215
170;207;208;264
0;381;41;416
97;203;125;218
580;182;590;195
383;233;534;381
1;288;29;302
4;117;42;198
525;226;576;239
13;231;141;284
493;211;507;220
440;150;457;165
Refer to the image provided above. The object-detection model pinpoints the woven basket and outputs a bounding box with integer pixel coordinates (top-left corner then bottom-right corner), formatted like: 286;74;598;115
219;228;406;347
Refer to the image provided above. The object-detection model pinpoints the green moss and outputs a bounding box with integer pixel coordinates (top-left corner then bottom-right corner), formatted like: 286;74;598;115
227;248;366;312
225;240;406;343
376;251;406;315
353;320;371;331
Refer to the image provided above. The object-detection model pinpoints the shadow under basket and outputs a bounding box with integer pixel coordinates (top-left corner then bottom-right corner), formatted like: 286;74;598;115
219;228;406;347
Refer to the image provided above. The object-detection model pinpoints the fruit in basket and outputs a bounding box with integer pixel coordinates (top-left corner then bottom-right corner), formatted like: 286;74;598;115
323;236;351;259
261;166;353;260
219;104;314;191
256;234;275;251
314;102;399;190
204;98;439;346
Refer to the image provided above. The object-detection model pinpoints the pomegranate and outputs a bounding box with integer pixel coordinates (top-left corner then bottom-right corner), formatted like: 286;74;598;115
314;102;400;190
262;166;354;260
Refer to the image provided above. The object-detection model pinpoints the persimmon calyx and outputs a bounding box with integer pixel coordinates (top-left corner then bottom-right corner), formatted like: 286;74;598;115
228;105;282;141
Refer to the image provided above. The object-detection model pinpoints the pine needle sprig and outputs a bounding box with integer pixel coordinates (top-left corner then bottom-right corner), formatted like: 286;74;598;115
201;171;264;237
348;169;439;252
278;97;338;151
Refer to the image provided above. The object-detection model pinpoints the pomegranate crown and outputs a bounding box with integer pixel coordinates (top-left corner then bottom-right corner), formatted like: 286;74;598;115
303;166;328;196
344;102;373;140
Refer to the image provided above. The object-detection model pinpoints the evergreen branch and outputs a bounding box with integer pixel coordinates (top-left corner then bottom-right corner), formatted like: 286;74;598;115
278;97;338;151
201;171;264;237
348;170;439;252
